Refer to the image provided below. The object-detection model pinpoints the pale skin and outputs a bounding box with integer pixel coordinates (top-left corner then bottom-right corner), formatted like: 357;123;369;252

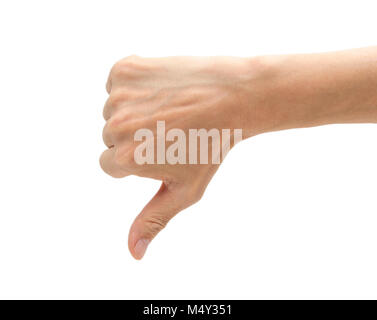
100;47;377;260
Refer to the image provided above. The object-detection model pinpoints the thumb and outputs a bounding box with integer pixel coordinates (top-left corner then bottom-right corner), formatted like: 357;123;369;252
128;181;186;260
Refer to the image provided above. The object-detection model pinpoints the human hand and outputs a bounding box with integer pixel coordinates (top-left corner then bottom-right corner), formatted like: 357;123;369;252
100;56;259;259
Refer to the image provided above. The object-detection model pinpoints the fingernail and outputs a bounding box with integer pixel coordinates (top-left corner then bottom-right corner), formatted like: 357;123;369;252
134;238;150;259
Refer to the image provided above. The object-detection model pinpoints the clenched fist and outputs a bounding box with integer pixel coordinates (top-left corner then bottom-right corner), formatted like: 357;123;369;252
100;55;262;259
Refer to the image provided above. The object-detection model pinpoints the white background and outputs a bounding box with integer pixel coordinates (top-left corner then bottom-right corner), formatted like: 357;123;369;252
0;0;376;299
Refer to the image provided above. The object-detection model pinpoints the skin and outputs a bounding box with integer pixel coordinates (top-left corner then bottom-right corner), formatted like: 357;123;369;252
100;47;377;260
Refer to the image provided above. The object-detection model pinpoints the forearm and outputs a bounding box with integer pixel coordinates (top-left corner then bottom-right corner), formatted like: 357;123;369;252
247;47;377;137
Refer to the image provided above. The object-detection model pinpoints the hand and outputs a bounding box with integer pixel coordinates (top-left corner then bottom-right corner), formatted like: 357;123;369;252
100;56;259;259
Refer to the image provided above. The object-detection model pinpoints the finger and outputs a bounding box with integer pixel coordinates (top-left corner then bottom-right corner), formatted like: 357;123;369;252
103;90;133;121
128;182;187;260
106;73;112;94
103;92;125;121
106;55;140;94
102;121;114;148
106;61;118;94
106;78;112;94
103;87;151;121
103;95;113;121
99;148;129;178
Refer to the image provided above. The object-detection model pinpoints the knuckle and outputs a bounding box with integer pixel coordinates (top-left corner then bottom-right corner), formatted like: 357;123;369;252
111;56;140;79
99;151;107;170
111;65;125;79
99;150;127;179
108;91;127;107
103;107;109;120
143;215;169;237
106;111;130;135
108;88;143;107
111;61;128;79
106;116;122;136
114;146;137;169
102;125;113;146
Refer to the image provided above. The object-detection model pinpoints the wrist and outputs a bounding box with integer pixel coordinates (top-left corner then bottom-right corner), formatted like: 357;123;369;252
238;55;288;139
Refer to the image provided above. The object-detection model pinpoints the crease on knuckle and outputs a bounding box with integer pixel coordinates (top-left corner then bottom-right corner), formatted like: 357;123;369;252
107;110;132;135
114;146;137;170
108;91;127;108
106;116;122;138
